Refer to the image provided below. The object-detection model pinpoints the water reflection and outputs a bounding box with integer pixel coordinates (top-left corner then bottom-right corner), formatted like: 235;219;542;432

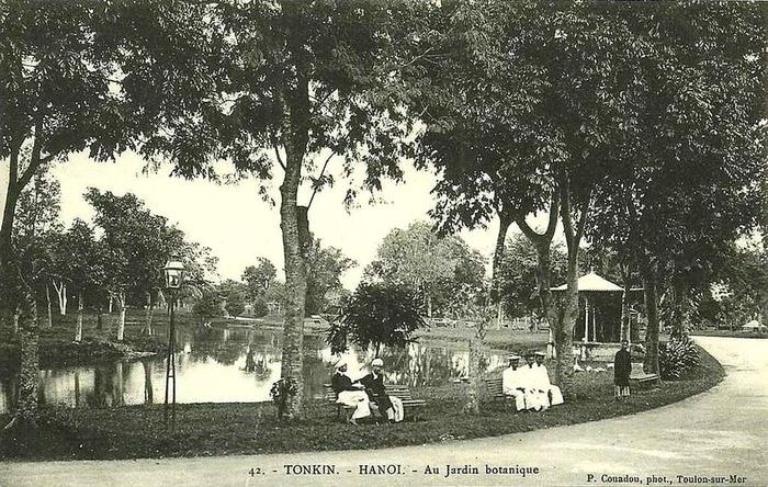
0;326;507;413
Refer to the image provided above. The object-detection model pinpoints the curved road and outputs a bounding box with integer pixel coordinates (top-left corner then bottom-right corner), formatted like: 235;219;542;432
2;337;766;487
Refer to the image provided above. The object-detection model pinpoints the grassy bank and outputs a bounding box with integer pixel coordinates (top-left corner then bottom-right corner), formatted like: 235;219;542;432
0;344;723;461
415;327;550;352
0;310;172;371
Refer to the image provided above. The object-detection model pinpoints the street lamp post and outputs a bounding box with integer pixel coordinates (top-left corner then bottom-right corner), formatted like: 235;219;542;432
163;258;185;429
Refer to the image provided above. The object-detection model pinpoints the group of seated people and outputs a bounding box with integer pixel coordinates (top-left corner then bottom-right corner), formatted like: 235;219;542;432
502;351;564;412
330;357;404;425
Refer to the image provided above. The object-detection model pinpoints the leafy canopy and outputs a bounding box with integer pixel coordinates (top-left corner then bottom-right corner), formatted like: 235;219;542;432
327;282;425;356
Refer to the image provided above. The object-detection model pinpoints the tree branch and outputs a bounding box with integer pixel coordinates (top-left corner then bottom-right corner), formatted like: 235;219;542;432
271;137;286;171
544;189;560;240
14;116;48;195
307;151;334;210
575;186;592;245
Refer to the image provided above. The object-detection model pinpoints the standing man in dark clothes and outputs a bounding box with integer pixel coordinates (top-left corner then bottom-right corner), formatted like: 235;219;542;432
357;358;394;420
614;339;632;399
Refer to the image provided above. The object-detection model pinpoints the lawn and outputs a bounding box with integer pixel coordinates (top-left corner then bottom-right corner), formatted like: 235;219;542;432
415;327;550;352
0;344;724;461
691;329;768;339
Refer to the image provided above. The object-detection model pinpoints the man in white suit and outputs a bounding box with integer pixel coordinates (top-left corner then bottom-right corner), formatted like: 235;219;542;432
502;355;528;411
534;351;564;407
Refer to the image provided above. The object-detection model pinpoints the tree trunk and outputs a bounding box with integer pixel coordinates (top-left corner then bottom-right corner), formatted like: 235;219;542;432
535;243;558;330
144;291;153;336
12;306;20;334
492;211;513;329
116;292;126;341
670;276;689;340
620;270;632;342
464;338;481;415
0;148;19;274
97;305;103;331
15;290;40;426
277;113;310;419
642;266;660;375
52;280;67;316
108;294;113;314
553;250;578;397
553;180;588;397
113;361;124;407
426;293;433;318
143;360;154;404
75;290;84;342
45;283;53;328
74;371;81;408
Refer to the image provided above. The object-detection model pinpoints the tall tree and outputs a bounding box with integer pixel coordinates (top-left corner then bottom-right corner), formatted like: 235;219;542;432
497;234;567;321
408;0;633;392
129;2;430;418
85;189;186;339
242;257;277;301
587;1;768;373
12;172;62;329
364;221;485;318
304;239;355;316
0;1;193;426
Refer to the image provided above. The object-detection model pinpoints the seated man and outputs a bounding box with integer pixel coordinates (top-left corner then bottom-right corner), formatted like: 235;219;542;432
331;359;371;424
533;351;564;406
522;353;548;411
501;355;528;411
357;358;403;422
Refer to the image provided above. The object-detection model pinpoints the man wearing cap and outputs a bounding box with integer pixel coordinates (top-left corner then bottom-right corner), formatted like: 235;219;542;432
357;358;399;422
533;351;564;407
331;359;371;424
501;355;528;411
521;353;547;411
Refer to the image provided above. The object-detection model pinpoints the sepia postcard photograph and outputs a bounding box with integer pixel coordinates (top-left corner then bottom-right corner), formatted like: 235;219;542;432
0;1;766;486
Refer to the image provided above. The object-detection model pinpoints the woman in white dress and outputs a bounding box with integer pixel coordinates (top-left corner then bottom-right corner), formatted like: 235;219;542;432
330;359;371;424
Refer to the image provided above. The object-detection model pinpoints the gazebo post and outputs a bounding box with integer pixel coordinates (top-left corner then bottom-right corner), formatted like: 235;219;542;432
584;294;589;343
592;301;597;342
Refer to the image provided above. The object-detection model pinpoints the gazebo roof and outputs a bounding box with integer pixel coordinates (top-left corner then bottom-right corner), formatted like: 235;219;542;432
551;272;623;292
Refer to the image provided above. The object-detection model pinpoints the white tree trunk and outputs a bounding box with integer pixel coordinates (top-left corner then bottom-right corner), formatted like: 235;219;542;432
12;306;20;334
46;283;53;328
75;291;84;342
108;294;113;314
52;280;67;315
116;292;126;341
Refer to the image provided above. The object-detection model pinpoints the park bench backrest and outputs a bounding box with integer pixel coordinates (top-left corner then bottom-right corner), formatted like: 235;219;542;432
485;377;504;395
630;362;645;376
321;383;413;401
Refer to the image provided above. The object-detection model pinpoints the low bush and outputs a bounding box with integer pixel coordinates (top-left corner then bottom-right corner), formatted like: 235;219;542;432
659;336;700;379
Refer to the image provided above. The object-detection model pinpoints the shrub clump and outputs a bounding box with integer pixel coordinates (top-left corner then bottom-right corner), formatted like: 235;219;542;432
659;336;700;379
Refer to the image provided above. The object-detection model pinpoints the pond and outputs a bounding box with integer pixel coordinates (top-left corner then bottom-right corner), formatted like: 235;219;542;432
0;326;508;414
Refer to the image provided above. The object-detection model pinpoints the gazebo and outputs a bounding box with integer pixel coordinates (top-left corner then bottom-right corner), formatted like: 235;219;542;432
551;272;625;344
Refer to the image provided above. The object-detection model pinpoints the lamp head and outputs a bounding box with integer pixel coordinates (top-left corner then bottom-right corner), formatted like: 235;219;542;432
164;258;185;290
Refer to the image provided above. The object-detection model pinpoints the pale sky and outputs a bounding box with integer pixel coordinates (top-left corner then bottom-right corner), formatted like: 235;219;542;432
48;151;519;290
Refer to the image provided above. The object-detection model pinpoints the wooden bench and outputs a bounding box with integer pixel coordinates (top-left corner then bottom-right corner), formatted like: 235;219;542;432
630;362;660;386
320;383;426;421
484;377;521;409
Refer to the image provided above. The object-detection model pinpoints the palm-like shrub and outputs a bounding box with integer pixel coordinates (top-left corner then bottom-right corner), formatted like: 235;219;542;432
659;336;700;379
327;282;425;356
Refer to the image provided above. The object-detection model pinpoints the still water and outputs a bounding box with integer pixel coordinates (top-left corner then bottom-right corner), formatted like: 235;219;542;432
0;326;507;413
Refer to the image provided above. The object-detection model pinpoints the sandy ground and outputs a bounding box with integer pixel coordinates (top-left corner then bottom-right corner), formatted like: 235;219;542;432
1;336;766;487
